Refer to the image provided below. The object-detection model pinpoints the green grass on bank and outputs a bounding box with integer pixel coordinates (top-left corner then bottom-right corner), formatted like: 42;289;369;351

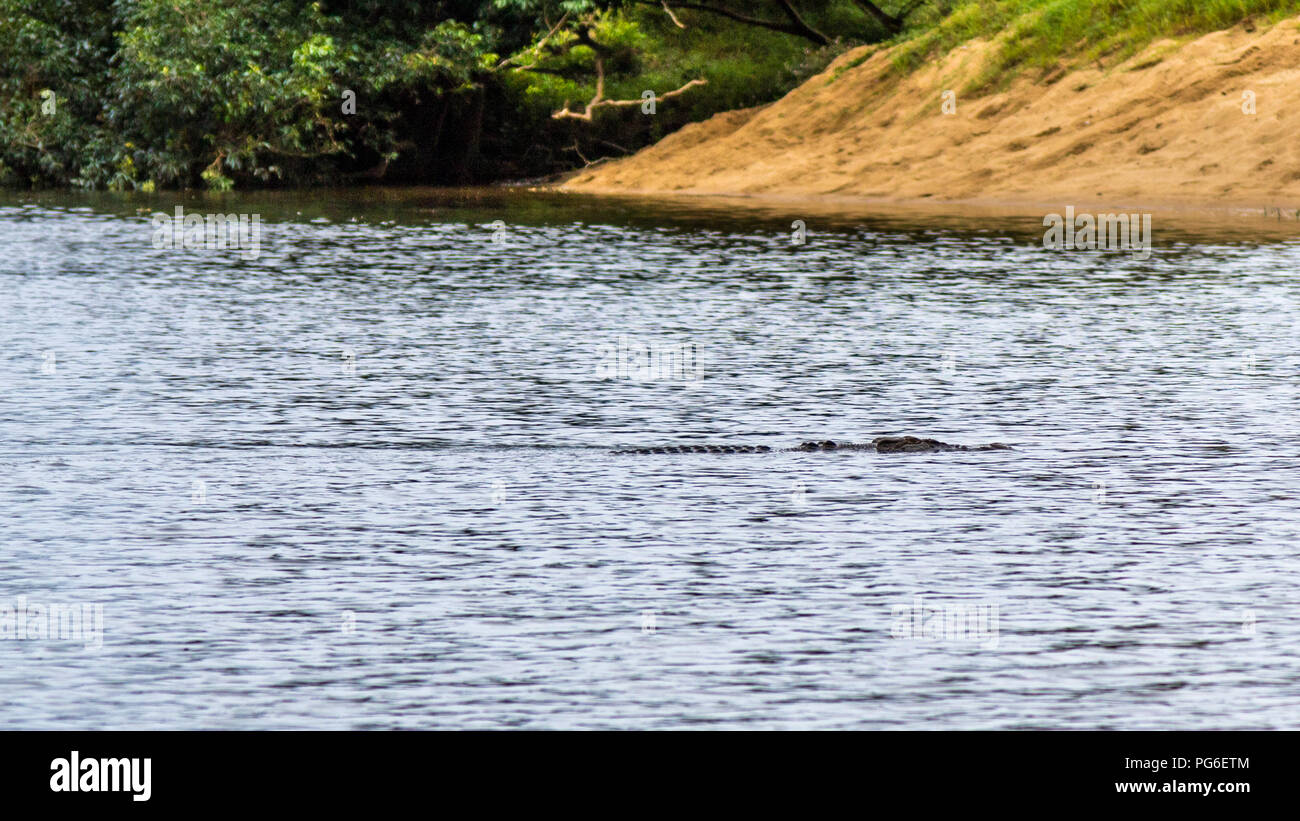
881;0;1300;93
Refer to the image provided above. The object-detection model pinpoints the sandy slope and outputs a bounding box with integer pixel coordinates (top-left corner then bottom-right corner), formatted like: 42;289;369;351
563;17;1300;212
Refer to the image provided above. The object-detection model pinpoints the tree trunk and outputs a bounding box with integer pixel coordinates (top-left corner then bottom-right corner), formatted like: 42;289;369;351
658;2;831;46
850;1;924;34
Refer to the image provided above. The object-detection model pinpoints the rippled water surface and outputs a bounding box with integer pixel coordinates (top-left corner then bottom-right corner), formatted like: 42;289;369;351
3;188;1300;729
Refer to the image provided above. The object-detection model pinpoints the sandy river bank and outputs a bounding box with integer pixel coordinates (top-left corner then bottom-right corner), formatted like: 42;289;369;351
563;17;1300;217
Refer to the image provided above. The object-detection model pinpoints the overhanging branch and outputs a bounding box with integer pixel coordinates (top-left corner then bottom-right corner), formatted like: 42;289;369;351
553;56;707;121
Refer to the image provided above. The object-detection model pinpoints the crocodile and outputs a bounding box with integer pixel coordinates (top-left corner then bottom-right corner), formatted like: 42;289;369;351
614;436;1012;455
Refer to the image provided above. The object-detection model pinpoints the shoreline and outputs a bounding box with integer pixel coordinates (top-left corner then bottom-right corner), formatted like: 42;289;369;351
555;183;1300;219
548;185;1300;239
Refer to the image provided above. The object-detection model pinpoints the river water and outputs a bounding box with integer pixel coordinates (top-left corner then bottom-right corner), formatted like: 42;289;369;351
2;188;1299;729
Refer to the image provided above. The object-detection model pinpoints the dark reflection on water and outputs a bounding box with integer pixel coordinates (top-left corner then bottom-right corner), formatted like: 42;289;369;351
2;188;1299;728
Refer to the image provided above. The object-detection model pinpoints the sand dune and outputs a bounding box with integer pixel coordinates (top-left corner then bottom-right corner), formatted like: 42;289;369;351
564;17;1300;213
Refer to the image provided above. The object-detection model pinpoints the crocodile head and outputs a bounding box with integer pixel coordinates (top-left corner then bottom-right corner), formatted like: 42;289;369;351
796;440;839;451
872;436;954;453
872;436;1012;453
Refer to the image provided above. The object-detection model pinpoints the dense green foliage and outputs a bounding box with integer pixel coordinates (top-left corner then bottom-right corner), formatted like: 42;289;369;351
1;0;907;188
2;0;1294;189
1;1;502;188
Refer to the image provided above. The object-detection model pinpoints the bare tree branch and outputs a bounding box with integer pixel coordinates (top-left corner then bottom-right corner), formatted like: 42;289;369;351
553;54;707;121
661;1;687;28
